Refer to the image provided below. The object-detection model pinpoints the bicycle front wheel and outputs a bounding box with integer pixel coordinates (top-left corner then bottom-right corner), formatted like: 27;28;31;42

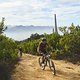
49;60;56;75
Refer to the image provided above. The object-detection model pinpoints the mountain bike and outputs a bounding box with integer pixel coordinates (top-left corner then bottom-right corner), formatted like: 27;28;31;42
38;53;56;75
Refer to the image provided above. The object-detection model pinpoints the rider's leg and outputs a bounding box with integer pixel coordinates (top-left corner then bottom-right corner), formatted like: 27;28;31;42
42;54;46;63
20;51;22;57
42;50;48;64
42;55;44;63
39;51;45;63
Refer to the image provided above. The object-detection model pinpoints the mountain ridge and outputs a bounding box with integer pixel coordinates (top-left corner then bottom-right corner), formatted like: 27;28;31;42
4;25;53;41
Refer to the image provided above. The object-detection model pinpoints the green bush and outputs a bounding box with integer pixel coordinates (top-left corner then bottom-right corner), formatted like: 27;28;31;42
0;35;18;62
59;33;80;62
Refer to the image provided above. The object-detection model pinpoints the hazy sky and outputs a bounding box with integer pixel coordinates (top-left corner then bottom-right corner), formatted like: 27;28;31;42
0;0;80;26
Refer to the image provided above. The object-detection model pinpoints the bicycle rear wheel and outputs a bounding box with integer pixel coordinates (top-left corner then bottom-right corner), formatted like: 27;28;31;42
49;60;56;75
38;57;46;70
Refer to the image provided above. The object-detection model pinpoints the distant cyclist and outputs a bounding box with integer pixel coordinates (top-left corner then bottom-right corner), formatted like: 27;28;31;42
37;38;49;63
18;47;23;57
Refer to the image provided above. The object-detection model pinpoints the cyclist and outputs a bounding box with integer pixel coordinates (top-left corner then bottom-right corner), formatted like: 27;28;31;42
37;38;49;63
18;47;23;57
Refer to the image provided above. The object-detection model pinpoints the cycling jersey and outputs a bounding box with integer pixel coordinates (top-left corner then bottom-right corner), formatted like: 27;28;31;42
38;41;48;54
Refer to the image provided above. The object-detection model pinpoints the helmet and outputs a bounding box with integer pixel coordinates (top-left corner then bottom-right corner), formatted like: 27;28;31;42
42;38;46;41
19;47;22;49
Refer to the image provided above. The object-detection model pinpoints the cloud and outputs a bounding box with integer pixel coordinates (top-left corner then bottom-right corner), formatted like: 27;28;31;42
0;1;22;8
0;0;80;26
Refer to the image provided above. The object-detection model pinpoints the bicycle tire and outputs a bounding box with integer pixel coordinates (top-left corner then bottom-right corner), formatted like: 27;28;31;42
48;60;56;75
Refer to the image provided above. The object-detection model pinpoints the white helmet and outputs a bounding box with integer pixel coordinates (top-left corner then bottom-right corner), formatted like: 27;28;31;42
42;37;46;41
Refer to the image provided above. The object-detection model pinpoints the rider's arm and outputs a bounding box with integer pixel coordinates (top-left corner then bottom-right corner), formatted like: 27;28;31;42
37;42;41;53
46;43;54;51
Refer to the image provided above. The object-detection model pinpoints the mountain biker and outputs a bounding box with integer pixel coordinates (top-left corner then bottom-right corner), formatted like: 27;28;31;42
37;38;49;63
18;47;23;57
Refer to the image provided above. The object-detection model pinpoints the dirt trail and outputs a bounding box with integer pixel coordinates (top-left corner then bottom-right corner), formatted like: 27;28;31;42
11;54;80;80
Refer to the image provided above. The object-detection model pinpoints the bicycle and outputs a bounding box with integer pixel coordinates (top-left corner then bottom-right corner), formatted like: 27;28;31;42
38;53;56;75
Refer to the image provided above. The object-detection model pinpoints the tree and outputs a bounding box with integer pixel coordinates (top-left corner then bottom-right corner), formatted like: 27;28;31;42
30;33;40;40
59;26;68;35
68;23;76;34
75;25;80;32
0;17;7;34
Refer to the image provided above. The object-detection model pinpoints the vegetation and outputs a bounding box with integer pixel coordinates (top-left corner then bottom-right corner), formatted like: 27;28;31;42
0;18;18;62
19;23;80;63
0;17;7;34
58;23;80;63
0;17;80;79
0;18;18;80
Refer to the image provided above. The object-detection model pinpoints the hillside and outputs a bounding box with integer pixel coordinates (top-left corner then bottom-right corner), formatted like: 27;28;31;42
11;54;80;80
4;25;53;41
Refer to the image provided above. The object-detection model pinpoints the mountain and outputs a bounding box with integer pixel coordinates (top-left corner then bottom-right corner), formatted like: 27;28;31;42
4;25;53;41
6;25;53;32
